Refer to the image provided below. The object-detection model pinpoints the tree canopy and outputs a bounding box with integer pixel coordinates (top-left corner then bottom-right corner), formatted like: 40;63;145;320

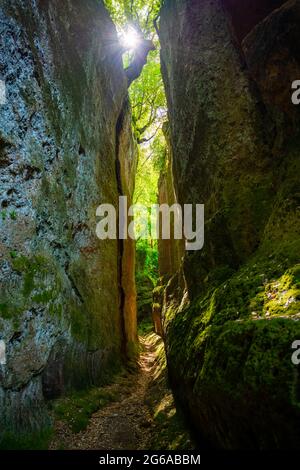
104;0;166;150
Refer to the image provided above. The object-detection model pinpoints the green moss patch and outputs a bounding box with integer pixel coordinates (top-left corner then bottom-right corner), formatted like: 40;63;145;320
0;428;53;450
0;252;63;321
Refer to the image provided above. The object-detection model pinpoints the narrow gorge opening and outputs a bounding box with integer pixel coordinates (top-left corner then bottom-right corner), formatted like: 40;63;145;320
107;0;168;336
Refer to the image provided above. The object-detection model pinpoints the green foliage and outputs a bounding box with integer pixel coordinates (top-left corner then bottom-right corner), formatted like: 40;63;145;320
136;240;158;281
134;152;159;318
104;0;167;160
130;55;166;145
134;147;158;205
51;388;119;433
136;237;158;320
133;126;162;293
105;0;167;321
104;0;161;36
138;318;154;335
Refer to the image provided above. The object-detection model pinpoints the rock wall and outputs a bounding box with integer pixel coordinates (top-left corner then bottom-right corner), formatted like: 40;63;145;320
159;0;300;448
157;123;184;282
0;0;137;443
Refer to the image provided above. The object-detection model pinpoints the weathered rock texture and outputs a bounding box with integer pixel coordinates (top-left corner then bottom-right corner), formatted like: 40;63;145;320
159;0;300;449
0;0;137;444
157;123;184;282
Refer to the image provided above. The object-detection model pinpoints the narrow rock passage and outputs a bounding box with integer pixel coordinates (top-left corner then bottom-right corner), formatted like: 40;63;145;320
50;333;193;450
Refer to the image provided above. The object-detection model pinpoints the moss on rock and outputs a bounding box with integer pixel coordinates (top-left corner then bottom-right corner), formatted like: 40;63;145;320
159;0;300;449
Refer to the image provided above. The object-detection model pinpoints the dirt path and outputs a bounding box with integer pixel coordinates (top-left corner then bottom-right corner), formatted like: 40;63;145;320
50;333;193;450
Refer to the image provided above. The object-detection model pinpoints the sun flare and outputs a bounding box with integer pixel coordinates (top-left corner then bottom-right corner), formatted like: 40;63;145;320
120;26;140;50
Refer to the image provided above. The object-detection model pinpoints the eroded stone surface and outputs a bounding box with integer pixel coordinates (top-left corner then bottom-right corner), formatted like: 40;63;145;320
243;0;300;121
0;0;136;441
159;0;300;449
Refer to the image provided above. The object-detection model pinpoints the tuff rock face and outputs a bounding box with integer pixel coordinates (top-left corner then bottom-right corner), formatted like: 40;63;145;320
159;0;300;449
0;0;137;443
